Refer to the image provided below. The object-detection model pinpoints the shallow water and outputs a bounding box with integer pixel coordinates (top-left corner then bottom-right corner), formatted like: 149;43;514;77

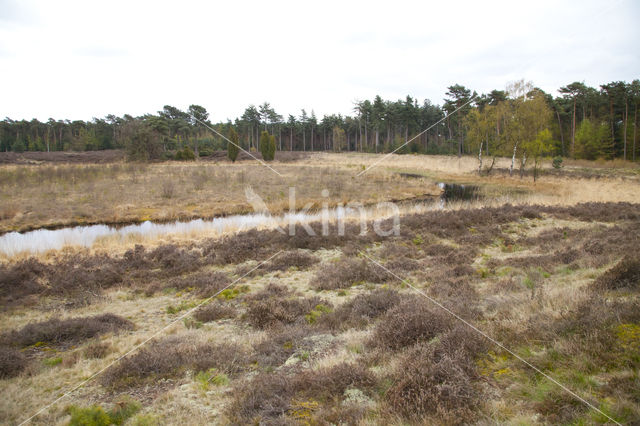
0;206;394;257
0;183;477;257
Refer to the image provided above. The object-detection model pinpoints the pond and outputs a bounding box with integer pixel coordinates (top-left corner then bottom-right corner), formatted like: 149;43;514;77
0;183;481;257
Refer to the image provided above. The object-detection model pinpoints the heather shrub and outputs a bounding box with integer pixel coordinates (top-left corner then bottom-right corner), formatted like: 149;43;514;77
252;324;316;368
46;255;125;301
148;244;201;276
0;258;46;303
385;342;481;423
246;296;327;329
229;362;375;423
311;257;390;291
1;313;133;348
0;346;28;378
84;341;111;359
295;362;376;402
319;288;402;331
228;371;294;423
594;255;640;290
103;335;247;388
193;302;236;323
262;250;319;272
370;299;453;350
164;271;230;297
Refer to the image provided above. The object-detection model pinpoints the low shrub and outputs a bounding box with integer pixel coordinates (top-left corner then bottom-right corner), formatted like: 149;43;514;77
174;147;195;161
67;405;112;426
84;341;111;359
1;313;133;348
594;255;640;290
370;299;453;350
193;302;236;323
67;399;141;426
319;288;401;331
246;296;328;329
0;258;46;303
164;271;230;297
385;342;482;423
0;345;28;378
102;335;247;388
229;371;294;423
261;250;319;272
148;244;201;277
229;362;376;423
48;255;124;294
295;362;376;402
310;257;390;291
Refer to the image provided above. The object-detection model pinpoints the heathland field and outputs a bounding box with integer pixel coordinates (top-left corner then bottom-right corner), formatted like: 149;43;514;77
0;152;639;425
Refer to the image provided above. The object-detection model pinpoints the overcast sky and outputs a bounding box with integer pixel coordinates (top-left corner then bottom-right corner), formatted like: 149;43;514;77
1;0;638;122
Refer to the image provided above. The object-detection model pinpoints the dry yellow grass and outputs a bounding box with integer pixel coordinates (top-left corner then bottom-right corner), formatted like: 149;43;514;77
0;159;440;234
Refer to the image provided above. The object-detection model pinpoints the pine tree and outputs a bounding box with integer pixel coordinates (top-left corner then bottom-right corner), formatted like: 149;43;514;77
260;130;271;161
228;126;239;162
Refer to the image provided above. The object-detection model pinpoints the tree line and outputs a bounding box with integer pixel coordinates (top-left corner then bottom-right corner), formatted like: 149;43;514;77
1;79;638;164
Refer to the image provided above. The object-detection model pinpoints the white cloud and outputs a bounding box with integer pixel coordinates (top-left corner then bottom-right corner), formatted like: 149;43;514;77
0;0;638;121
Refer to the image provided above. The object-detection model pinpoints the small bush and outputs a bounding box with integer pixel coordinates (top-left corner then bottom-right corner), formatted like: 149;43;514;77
262;250;319;272
319;288;401;330
193;302;236;323
102;335;247;388
67;399;141;426
552;156;563;169
229;371;294;422
43;356;63;367
370;299;452;350
160;181;175;199
0;258;46;303
164;271;230;297
174;147;195;161
0;346;28;378
1;313;133;348
84;341;111;359
148;244;201;277
229;362;375;423
246;296;328;329
295;362;376;402
594;255;640;290
67;405;112;426
252;324;316;368
385;342;481;423
311;257;389;291
108;398;142;425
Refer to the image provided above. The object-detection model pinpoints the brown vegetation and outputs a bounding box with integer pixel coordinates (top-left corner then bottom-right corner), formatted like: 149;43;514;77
1;313;133;348
102;336;247;388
